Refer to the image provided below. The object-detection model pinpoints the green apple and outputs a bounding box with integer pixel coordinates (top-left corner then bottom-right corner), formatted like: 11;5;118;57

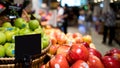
34;26;44;37
5;31;16;42
27;31;36;35
5;27;20;32
28;19;40;30
19;28;31;35
14;27;20;34
14;18;27;29
24;23;29;28
0;32;6;44
5;43;15;57
0;27;6;33
0;27;5;31
4;42;11;49
0;45;5;57
4;27;19;42
41;34;50;49
2;22;12;27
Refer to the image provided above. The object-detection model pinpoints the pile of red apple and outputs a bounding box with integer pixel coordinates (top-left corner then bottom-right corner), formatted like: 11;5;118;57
40;28;120;68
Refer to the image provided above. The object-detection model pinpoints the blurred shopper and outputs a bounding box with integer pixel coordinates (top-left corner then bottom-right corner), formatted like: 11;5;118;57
85;4;92;35
102;4;116;45
62;4;69;34
78;8;86;35
67;8;75;26
93;3;102;33
57;4;64;31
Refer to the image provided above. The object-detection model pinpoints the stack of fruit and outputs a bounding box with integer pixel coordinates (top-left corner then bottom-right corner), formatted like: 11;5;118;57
0;18;50;58
40;28;120;68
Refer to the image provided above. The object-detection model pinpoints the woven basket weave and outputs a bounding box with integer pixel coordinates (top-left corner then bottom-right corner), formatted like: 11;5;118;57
0;43;51;68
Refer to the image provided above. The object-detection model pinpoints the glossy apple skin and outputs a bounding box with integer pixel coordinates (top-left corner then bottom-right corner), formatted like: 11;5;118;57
66;53;73;65
48;44;60;55
56;32;67;45
68;44;89;63
70;60;89;68
112;53;120;62
83;35;92;44
72;33;82;38
105;52;120;62
105;48;120;62
105;48;120;56
81;42;90;48
74;37;84;44
87;55;104;68
102;56;120;68
108;48;120;54
56;45;70;57
50;37;57;45
40;64;45;68
88;48;102;59
49;54;69;68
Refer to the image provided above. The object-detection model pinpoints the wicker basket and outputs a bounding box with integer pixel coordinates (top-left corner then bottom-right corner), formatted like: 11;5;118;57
0;43;51;68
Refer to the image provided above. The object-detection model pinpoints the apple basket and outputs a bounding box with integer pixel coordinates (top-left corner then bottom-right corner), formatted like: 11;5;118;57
0;43;51;68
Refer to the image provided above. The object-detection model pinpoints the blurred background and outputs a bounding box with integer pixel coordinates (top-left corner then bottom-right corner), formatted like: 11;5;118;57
0;0;120;55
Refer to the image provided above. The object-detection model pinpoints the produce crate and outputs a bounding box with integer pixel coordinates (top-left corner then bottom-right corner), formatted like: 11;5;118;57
0;43;51;68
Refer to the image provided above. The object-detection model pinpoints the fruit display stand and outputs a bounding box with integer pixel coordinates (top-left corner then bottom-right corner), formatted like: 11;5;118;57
40;25;120;68
0;16;120;68
0;43;51;68
0;17;51;68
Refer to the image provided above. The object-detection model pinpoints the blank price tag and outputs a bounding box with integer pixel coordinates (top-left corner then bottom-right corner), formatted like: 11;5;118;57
15;34;41;61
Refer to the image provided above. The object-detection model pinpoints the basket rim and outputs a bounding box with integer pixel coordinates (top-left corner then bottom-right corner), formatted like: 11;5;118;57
0;42;51;61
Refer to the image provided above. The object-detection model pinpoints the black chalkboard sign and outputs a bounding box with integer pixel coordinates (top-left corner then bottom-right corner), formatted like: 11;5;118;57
15;34;41;62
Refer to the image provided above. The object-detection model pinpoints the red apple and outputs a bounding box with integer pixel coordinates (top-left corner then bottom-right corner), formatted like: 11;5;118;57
87;55;104;68
50;36;57;45
109;48;120;53
66;38;76;45
56;32;67;45
105;48;120;56
66;32;73;38
72;32;82;38
105;48;120;62
105;52;120;62
88;48;102;59
66;53;73;65
74;37;84;44
102;56;120;68
49;54;69;68
50;35;57;45
68;44;89;63
40;64;45;68
49;30;59;44
70;60;89;68
83;35;92;44
112;53;120;62
56;45;70;57
48;44;60;55
81;42;90;48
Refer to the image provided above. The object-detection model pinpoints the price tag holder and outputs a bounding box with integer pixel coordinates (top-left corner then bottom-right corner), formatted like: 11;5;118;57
15;34;41;62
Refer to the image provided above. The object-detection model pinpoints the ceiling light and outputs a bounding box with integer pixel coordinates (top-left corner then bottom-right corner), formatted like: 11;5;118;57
110;0;113;3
